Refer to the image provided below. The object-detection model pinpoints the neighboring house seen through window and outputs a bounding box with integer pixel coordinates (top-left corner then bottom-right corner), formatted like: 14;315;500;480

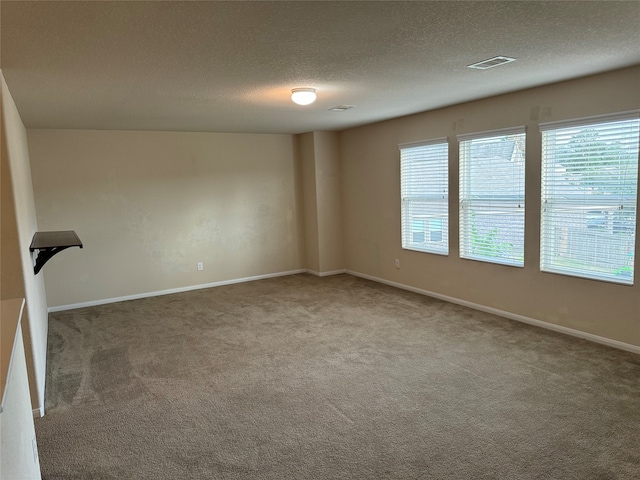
540;113;639;285
458;127;526;267
400;139;449;255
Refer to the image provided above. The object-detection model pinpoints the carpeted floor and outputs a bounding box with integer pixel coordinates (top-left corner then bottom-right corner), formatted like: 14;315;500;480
35;273;640;479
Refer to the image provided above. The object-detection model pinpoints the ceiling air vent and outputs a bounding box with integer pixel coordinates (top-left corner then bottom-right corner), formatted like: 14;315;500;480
467;56;516;70
329;105;355;112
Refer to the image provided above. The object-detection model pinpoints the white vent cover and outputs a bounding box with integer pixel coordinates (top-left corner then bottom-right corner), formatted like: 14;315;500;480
329;105;355;111
467;56;516;70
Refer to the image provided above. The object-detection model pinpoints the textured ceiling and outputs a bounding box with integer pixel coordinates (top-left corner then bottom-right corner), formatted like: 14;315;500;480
1;1;639;134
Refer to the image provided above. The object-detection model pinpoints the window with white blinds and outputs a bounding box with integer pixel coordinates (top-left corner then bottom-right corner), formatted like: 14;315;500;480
540;113;639;285
459;127;526;266
400;139;449;255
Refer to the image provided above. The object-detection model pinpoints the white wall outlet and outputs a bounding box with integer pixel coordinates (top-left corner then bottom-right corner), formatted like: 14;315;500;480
197;262;204;271
395;259;400;269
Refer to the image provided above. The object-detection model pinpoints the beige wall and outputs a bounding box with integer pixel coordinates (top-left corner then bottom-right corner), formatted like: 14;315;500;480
27;130;304;308
298;131;344;275
299;132;320;273
1;109;25;300
2;74;48;413
340;66;640;347
313;131;344;274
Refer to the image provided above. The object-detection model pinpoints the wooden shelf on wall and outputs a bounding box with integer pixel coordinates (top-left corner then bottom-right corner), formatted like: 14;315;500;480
29;230;83;275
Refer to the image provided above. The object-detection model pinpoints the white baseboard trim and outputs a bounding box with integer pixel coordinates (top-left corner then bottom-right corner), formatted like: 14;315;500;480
48;269;307;313
306;269;347;277
346;270;640;355
33;407;43;419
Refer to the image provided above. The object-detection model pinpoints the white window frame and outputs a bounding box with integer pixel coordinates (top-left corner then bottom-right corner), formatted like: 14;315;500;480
540;112;639;285
458;126;526;267
400;138;449;255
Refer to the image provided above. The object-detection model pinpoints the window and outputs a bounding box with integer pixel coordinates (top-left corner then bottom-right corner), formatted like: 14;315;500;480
540;113;639;285
400;139;448;255
459;127;526;266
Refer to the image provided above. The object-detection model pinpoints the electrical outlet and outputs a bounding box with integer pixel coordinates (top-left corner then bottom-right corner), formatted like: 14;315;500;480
197;262;204;271
395;259;400;269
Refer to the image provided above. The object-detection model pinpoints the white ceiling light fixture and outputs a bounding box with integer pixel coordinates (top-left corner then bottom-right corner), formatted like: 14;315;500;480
291;88;317;105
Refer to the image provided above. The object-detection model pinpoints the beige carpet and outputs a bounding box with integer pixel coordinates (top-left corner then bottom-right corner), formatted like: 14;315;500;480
35;274;640;479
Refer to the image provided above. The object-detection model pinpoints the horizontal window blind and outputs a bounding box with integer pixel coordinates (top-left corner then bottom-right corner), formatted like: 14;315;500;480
540;114;639;284
400;139;448;255
459;127;526;266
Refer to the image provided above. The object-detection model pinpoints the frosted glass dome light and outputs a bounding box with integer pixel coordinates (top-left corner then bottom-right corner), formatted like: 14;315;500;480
291;88;317;105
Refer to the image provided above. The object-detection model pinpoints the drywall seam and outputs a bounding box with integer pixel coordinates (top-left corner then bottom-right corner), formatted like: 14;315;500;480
346;270;640;355
48;269;306;312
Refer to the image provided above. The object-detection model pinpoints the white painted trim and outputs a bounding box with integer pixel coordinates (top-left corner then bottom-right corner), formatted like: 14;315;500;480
398;137;448;150
456;125;526;142
306;269;346;277
0;298;26;413
346;270;640;355
48;269;307;313
539;109;640;131
319;269;347;277
32;407;43;419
